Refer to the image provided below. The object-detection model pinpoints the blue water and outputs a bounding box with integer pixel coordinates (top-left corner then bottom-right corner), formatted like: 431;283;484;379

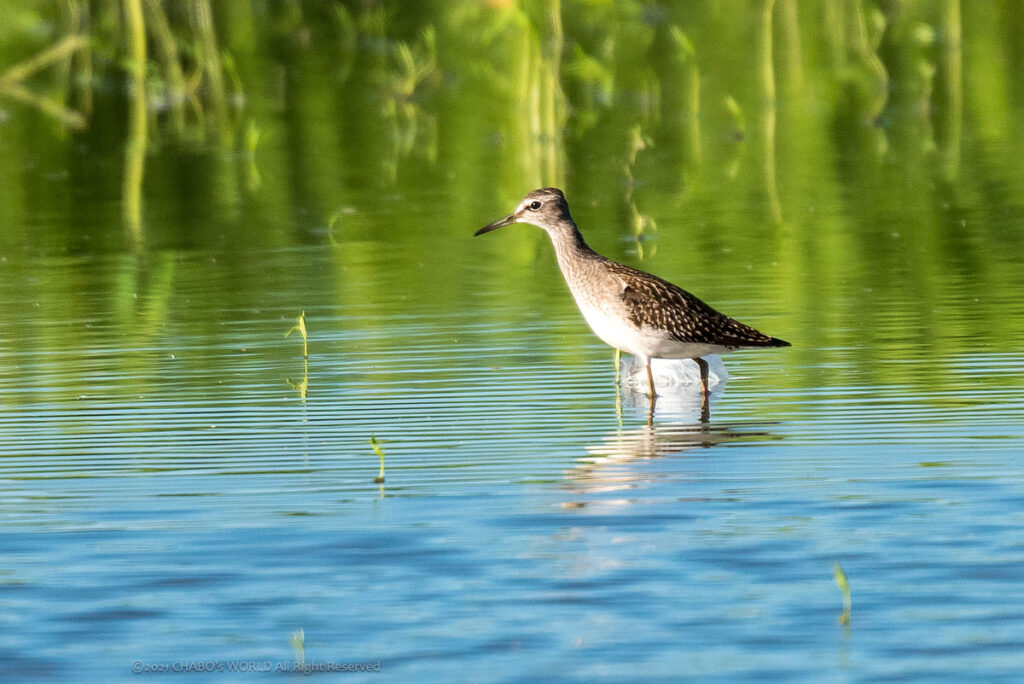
2;247;1023;682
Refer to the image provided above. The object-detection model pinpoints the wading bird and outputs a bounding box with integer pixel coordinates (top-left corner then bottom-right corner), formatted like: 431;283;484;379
475;188;789;422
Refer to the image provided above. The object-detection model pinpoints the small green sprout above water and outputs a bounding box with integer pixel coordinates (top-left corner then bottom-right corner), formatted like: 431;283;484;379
833;561;852;626
370;436;386;484
289;628;305;667
286;310;308;359
286;311;309;398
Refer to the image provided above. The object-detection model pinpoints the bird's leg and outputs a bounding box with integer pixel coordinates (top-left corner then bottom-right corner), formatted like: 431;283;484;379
693;357;710;423
645;357;657;399
643;357;655;425
613;350;623;424
645;356;659;427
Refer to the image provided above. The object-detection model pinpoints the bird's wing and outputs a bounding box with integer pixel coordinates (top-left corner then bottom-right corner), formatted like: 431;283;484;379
609;262;781;347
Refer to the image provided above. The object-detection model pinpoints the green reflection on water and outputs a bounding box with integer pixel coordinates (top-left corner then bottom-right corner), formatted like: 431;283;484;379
1;0;1023;411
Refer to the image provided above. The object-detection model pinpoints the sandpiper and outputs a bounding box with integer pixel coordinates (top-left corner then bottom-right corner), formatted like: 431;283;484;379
475;187;790;421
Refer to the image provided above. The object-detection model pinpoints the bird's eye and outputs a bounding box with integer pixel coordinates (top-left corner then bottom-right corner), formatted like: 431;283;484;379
528;200;542;210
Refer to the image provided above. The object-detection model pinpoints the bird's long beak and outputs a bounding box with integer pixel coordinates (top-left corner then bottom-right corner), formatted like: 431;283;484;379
474;214;516;237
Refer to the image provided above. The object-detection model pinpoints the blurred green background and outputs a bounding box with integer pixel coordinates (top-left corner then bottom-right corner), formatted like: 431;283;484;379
1;0;1023;396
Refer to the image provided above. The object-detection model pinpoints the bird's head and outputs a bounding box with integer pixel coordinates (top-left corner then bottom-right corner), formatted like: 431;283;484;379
474;188;574;237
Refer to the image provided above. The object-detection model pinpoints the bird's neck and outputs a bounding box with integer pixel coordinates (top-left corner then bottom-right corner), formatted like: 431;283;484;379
546;221;603;285
548;220;597;259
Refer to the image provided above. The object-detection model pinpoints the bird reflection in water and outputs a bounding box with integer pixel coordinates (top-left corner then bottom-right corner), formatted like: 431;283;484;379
563;400;779;505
